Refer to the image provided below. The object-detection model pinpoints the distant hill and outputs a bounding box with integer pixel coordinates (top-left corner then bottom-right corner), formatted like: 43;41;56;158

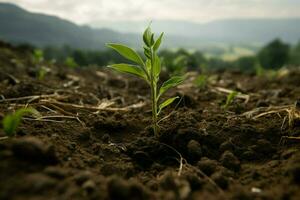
0;3;137;50
0;2;299;51
92;18;300;44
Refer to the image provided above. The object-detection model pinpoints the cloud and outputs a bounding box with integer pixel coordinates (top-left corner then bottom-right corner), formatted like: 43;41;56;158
1;0;300;24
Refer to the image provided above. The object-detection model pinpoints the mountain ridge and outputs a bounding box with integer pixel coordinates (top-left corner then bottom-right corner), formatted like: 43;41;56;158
0;2;299;51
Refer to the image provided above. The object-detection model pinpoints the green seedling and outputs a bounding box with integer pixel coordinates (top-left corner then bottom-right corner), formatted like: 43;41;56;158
223;91;239;110
32;49;49;80
38;66;50;80
194;74;207;89
33;49;44;64
64;57;78;68
107;25;185;136
2;108;39;137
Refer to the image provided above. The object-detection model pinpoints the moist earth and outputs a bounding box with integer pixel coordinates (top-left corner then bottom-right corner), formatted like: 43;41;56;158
0;41;300;200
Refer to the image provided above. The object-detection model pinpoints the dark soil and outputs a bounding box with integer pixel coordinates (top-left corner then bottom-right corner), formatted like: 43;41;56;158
1;41;300;200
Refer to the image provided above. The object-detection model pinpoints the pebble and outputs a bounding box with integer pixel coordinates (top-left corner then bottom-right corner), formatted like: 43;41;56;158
187;140;202;160
197;157;219;176
82;180;96;193
220;150;241;172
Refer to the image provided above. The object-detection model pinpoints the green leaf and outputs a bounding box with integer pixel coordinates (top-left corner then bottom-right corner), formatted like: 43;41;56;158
143;27;152;47
223;91;239;109
153;55;161;78
144;46;151;59
108;64;147;80
158;76;185;99
106;43;144;66
158;96;179;115
2;115;16;137
2;108;38;137
153;32;164;51
150;34;155;46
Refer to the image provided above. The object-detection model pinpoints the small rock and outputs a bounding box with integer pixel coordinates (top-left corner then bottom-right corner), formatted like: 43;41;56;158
67;142;76;150
219;141;234;152
11;137;57;164
281;149;298;160
159;172;191;199
77;130;91;141
211;171;229;189
82;180;96;193
197;157;219;176
24;173;57;193
241;150;256;161
285;154;300;184
132;151;153;168
44;166;68;179
107;177;151;200
184;172;204;190
220;151;240;172
74;171;92;185
187;140;202;161
250;170;261;180
101;134;110;143
251;139;274;154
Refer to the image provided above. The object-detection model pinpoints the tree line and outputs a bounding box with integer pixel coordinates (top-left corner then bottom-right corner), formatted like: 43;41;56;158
22;38;300;73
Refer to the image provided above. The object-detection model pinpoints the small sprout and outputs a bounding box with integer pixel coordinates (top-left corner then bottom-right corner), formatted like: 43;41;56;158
223;91;239;110
64;57;78;68
107;25;185;136
194;74;207;89
2;108;39;137
33;49;44;64
38;66;50;80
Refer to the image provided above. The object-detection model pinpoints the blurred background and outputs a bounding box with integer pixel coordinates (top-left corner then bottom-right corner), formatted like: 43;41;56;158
0;0;300;73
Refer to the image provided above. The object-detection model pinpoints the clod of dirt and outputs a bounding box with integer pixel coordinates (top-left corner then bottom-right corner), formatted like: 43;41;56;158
11;137;58;164
24;173;58;193
107;176;152;200
187;140;202;161
158;171;191;199
73;170;93;185
220;151;241;172
241;150;256;161
101;161;135;177
93;116;127;132
76;129;91;141
43;166;68;179
101;134;110;143
197;157;219;176
162;127;203;153
183;169;205;190
285;153;300;184
249;139;275;155
211;171;229;190
281;148;298;160
131;151;153;168
82;180;96;193
219;140;235;152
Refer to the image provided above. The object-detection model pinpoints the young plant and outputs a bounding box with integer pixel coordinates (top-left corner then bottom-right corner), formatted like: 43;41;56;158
32;49;50;80
222;91;239;110
106;26;185;136
64;57;78;68
33;49;44;64
2;108;39;137
194;74;207;89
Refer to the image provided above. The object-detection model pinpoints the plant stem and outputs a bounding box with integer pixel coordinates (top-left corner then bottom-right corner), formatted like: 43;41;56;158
150;48;158;136
151;82;158;136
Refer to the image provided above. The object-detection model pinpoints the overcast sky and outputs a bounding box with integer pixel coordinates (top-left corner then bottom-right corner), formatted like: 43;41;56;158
2;0;300;24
